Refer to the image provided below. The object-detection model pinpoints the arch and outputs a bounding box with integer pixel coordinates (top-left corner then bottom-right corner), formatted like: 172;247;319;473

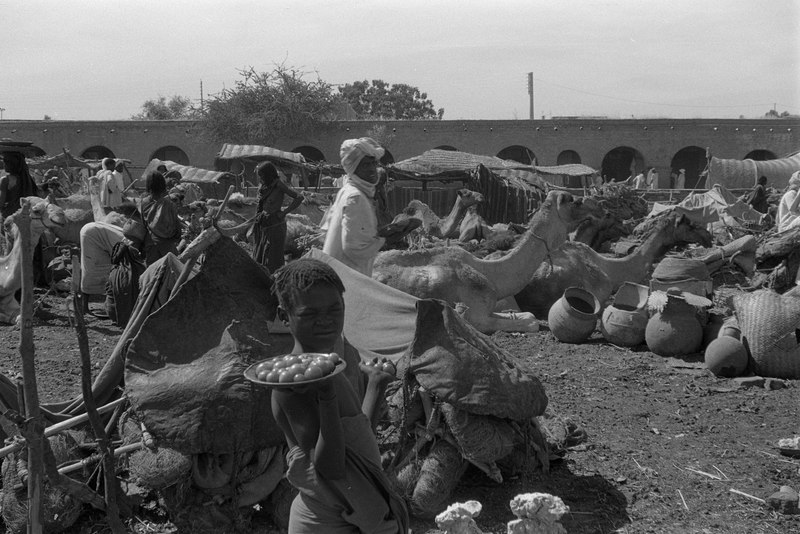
557;150;582;165
292;145;326;163
380;148;394;165
744;149;777;161
497;145;536;165
434;145;458;152
670;146;707;189
600;146;645;182
81;145;115;161
150;145;190;166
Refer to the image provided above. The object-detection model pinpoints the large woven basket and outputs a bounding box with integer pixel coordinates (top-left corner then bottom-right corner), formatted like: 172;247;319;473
734;290;800;379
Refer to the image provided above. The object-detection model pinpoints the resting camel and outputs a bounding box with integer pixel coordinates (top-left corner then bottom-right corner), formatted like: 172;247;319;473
391;189;485;240
0;198;67;324
513;212;714;318
372;191;605;334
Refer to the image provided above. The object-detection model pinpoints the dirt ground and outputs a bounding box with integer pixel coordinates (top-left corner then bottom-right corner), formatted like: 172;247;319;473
0;289;799;534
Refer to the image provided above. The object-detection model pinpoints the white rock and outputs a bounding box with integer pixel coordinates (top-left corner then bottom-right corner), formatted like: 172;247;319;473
435;500;484;534
509;492;569;521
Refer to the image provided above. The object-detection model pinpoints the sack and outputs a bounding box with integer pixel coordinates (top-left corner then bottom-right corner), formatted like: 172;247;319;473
104;242;146;326
122;213;147;249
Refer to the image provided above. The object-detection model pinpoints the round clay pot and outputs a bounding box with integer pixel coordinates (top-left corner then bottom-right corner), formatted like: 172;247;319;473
548;287;600;344
705;336;749;377
645;293;703;357
601;305;648;346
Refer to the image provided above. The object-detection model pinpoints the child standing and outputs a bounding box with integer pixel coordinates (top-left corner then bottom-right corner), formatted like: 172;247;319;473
270;259;408;533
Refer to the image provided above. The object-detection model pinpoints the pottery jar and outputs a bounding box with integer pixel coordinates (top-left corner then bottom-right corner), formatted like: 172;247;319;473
601;282;649;346
645;292;703;357
548;287;601;344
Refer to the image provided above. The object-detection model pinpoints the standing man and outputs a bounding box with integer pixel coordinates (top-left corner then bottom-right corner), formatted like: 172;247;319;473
675;168;687;189
646;167;659;189
97;158;122;210
747;176;769;214
322;137;386;276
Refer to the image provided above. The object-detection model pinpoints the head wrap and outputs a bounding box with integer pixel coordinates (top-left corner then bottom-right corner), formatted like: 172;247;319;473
340;137;385;177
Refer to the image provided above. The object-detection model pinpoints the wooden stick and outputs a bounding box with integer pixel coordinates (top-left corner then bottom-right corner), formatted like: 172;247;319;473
58;442;143;476
677;489;689;511
0;398;127;459
72;253;127;533
729;488;766;503
17;200;44;534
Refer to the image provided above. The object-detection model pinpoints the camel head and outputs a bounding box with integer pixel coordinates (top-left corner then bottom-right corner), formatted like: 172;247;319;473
667;213;713;247
456;189;485;208
4;197;66;234
390;199;437;232
541;191;606;232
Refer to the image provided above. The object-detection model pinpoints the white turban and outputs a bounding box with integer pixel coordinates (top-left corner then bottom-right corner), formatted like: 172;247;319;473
340;137;385;176
790;171;800;188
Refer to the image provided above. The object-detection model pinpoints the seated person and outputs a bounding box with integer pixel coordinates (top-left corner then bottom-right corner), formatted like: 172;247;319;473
270;258;408;534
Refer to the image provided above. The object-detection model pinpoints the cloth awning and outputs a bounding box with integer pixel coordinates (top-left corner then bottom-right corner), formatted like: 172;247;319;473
388;149;531;181
532;163;598;177
215;144;306;165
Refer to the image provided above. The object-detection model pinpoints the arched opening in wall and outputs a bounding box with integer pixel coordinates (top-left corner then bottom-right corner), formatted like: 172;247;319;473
380;149;394;165
670;146;707;189
434;145;458;152
292;145;325;163
496;145;535;165
744;149;777;161
601;146;644;182
557;150;582;165
151;146;190;166
81;145;115;161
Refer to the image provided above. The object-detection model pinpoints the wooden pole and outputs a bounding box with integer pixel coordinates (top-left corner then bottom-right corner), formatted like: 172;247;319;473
71;252;127;533
17;200;44;534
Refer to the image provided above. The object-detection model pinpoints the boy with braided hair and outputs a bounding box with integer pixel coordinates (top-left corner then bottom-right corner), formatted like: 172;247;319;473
270;258;408;533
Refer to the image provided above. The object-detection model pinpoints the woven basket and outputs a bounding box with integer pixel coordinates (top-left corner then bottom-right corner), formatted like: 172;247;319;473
734;290;800;379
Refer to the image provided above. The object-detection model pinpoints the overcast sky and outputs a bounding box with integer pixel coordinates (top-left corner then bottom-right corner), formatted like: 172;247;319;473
1;0;798;121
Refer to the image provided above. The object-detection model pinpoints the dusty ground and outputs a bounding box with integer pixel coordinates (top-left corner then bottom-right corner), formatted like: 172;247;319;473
0;289;798;534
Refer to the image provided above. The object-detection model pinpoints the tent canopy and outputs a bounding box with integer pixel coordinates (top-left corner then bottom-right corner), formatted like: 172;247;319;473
387;149;531;182
142;158;235;185
706;150;800;190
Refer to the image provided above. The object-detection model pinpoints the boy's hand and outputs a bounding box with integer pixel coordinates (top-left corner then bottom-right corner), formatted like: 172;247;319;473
360;357;397;383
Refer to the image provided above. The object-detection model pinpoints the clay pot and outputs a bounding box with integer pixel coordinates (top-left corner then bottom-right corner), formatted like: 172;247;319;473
705;336;749;377
601;282;649;346
645;292;703;357
548;287;600;344
702;313;726;349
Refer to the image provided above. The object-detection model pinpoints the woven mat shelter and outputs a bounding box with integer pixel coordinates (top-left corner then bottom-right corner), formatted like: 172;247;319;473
706;150;800;190
388;149;530;181
734;289;800;379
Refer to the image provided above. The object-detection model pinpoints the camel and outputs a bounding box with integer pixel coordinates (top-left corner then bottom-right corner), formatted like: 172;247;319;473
391;189;485;240
372;191;605;334
513;212;714;318
48;176;128;245
0;197;67;324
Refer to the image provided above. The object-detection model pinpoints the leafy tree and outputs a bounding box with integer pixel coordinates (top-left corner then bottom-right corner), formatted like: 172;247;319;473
338;80;444;120
132;95;196;120
198;64;341;144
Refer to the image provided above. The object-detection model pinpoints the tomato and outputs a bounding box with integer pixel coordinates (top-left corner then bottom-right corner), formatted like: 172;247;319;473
287;363;305;375
293;373;307;382
315;359;335;375
380;362;396;374
256;361;274;373
328;353;341;364
257;370;268;381
304;365;323;380
266;370;280;383
278;370;294;383
273;359;289;370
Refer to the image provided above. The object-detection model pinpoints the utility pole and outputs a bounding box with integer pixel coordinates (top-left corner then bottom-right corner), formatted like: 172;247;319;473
527;72;534;120
200;80;204;109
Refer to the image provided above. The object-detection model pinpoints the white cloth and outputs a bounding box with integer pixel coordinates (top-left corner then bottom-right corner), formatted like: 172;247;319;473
321;182;385;277
79;221;124;294
97;169;122;208
112;170;126;193
633;173;645;189
778;189;800;232
339;138;385;176
675;171;686;189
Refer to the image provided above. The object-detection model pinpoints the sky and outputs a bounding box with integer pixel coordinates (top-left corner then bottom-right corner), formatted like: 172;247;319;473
1;0;798;121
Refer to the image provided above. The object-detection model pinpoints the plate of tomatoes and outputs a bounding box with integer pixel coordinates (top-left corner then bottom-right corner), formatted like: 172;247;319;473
244;352;346;387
